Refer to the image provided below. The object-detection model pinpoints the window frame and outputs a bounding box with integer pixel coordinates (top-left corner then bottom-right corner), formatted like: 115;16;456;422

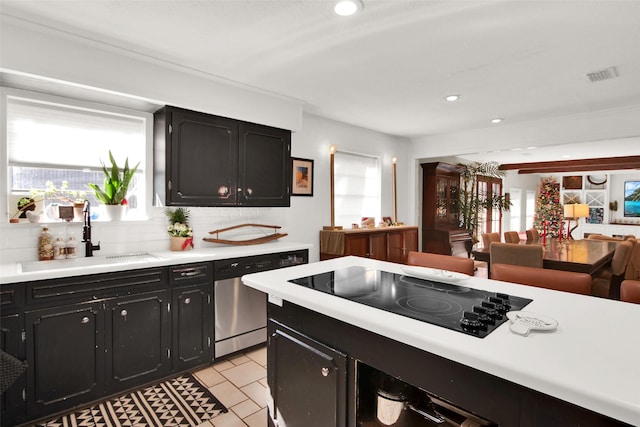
1;87;154;223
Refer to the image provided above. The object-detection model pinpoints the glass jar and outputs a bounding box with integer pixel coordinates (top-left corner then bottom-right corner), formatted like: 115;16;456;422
38;226;54;261
66;236;79;259
54;237;66;260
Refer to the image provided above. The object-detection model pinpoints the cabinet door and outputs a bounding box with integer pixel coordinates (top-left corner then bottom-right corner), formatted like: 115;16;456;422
344;234;369;258
172;284;213;372
268;322;347;427
105;291;171;391
1;314;25;427
387;230;406;264
239;122;291;207
169;108;239;206
25;303;104;417
369;233;387;261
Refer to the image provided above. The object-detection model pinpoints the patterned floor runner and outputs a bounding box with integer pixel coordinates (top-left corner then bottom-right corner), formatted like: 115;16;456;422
35;373;227;427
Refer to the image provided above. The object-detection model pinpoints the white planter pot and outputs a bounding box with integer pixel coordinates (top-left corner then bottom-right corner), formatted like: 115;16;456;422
103;205;127;221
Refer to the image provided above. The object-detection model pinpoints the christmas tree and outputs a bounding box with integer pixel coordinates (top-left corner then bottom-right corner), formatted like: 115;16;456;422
533;177;564;238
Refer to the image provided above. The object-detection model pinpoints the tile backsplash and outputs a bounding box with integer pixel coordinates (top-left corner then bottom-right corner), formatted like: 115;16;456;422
1;206;286;264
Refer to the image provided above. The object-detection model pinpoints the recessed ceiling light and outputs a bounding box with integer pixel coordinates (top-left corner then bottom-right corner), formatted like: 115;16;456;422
445;95;460;102
491;118;503;124
526;146;537;150
334;0;363;16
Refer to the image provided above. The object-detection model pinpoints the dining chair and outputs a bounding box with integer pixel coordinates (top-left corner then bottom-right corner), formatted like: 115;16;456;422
407;251;475;276
525;228;540;244
620;280;640;304
503;231;520;244
489;242;543;271
587;234;623;242
591;240;634;299
491;263;592;295
624;241;640;281
481;232;500;249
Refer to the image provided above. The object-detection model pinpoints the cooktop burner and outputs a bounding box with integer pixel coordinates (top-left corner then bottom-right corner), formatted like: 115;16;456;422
288;266;532;338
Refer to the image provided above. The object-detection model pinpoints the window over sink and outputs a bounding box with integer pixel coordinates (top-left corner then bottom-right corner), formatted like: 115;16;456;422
2;88;153;222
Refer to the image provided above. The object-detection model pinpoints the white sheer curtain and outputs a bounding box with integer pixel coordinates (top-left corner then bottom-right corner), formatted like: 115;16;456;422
334;151;381;227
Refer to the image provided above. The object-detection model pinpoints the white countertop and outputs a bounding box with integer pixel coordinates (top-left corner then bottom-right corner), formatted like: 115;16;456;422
242;256;640;426
0;241;312;284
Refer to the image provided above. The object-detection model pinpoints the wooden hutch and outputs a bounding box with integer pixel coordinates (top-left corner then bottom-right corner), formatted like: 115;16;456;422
421;162;472;256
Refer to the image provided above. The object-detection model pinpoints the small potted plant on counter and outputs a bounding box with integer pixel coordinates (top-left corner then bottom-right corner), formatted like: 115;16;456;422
88;151;139;221
165;207;194;251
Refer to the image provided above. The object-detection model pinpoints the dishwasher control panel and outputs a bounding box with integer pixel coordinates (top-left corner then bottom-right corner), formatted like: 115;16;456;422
213;249;308;280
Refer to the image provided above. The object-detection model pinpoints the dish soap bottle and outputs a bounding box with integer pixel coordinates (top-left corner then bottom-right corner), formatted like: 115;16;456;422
38;226;54;261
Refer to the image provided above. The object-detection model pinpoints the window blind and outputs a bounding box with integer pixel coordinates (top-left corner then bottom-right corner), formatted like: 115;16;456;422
334;151;381;227
7;97;145;170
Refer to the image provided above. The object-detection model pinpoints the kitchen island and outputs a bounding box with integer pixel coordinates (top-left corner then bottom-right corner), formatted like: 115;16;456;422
242;256;640;427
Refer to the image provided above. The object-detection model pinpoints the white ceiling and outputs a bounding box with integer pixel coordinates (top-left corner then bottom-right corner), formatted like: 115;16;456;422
1;0;639;165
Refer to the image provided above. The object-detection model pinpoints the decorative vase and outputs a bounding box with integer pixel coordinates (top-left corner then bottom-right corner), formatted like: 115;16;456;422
103;204;127;221
170;236;194;251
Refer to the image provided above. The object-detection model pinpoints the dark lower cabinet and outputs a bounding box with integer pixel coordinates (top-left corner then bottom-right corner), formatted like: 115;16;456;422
25;303;104;418
267;320;347;427
269;301;630;427
105;291;171;392
2;262;215;427
1;314;25;427
172;284;213;371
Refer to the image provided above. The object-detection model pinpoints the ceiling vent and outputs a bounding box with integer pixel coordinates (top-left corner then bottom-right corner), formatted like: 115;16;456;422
586;66;618;83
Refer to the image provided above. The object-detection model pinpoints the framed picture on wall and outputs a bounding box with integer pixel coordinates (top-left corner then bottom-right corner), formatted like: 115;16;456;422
624;181;640;217
562;176;582;190
291;157;314;196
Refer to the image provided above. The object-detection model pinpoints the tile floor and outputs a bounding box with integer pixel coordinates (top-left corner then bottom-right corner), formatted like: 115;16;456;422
193;346;268;427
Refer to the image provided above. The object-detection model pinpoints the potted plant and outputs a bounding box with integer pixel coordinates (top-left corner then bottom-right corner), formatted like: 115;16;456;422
88;151;139;220
458;161;511;244
165;207;194;251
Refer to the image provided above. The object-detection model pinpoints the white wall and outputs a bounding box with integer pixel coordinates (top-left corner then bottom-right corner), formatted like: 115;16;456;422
0;18;412;264
282;114;411;261
502;171;541;231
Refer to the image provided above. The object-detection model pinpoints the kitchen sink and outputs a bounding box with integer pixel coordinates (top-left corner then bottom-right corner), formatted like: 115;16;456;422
19;252;163;273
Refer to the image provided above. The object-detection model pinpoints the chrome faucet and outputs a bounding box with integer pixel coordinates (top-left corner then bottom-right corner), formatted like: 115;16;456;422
82;200;101;257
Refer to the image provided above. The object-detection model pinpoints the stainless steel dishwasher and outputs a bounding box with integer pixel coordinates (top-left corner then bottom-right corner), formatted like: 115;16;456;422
213;250;307;358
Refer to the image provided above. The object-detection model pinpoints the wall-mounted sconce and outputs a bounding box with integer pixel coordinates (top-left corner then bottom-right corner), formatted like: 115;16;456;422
323;144;343;231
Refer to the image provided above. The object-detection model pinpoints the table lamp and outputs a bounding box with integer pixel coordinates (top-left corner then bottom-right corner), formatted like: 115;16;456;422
564;203;590;239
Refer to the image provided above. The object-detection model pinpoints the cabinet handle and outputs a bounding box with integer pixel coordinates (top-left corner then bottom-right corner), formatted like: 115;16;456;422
81;316;90;324
246;187;253;195
120;309;128;317
184;297;191;304
321;367;330;377
181;270;200;277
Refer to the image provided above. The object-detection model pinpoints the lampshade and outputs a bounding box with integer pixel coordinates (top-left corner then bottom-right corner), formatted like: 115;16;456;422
574;204;590;218
563;204;575;218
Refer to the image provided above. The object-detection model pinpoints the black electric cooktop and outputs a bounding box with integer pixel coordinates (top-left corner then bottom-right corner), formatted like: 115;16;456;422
289;266;532;338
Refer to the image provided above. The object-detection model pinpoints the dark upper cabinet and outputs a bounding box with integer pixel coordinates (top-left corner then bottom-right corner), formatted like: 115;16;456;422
155;106;291;207
239;122;290;206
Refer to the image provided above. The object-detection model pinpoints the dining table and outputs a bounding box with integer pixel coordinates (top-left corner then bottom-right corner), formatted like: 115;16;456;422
472;238;620;276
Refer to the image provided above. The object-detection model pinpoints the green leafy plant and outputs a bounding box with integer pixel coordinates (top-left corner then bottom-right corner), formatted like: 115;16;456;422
88;151;140;205
458;161;511;243
165;208;193;237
